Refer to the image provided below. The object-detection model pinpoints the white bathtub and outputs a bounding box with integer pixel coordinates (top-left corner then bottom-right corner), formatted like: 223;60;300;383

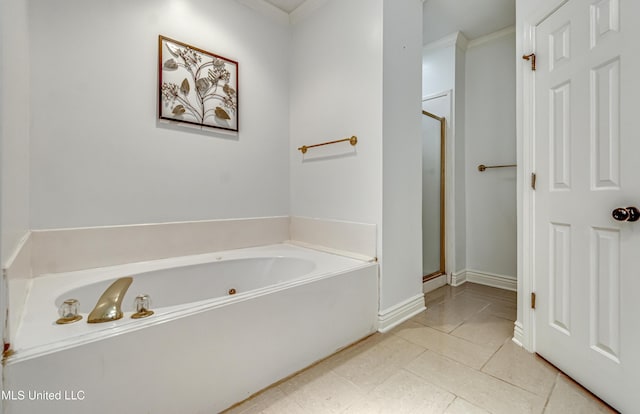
4;243;378;414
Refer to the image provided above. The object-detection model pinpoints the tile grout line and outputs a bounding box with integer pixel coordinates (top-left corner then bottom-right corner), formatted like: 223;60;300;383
441;396;458;413
394;327;499;371
480;360;555;401
478;337;507;372
412;301;492;334
476;337;556;401
541;373;561;413
401;349;540;413
329;336;432;411
335;347;433;413
401;326;545;406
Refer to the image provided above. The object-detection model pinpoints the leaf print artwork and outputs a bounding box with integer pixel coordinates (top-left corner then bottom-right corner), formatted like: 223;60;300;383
215;107;231;120
163;59;178;70
180;78;190;95
159;36;238;131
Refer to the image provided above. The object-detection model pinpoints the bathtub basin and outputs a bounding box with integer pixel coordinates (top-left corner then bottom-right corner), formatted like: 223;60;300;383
4;243;378;414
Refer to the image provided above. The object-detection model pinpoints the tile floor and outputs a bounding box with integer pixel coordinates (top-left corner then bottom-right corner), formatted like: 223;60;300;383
224;283;617;414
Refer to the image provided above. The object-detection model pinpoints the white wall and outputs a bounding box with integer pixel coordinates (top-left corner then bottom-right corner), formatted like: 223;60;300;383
422;34;467;274
289;0;423;316
1;0;31;408
28;0;291;229
454;42;467;273
289;0;382;228
1;0;30;264
7;0;424;346
422;29;517;281
422;45;455;97
465;31;517;279
380;0;423;311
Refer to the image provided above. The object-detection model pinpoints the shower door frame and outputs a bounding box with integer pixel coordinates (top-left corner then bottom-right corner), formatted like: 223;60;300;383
422;110;446;282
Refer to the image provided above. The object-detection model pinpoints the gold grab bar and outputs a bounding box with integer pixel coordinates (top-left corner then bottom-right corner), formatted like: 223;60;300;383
298;136;357;154
478;164;516;172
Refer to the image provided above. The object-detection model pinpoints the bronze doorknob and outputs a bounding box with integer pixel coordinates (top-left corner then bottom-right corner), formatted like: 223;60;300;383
612;207;640;222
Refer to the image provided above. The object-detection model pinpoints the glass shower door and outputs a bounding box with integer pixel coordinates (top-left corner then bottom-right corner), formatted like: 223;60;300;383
421;111;445;279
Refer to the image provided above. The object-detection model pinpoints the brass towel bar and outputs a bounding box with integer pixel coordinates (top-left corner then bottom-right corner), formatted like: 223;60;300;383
478;164;516;172
298;136;358;154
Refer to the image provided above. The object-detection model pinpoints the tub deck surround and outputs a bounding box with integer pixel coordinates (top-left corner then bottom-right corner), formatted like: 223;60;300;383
1;216;379;357
289;216;377;259
287;239;376;262
5;243;378;414
30;216;291;275
19;216;377;277
10;243;376;362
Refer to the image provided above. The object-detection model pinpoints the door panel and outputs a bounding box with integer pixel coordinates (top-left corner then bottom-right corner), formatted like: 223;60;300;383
534;0;640;411
590;227;620;362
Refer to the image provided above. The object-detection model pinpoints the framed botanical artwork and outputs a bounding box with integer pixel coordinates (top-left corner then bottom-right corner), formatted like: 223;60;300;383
158;35;239;131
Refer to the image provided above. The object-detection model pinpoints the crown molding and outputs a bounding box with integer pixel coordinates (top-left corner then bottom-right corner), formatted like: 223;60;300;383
467;25;516;49
455;31;469;50
423;31;469;52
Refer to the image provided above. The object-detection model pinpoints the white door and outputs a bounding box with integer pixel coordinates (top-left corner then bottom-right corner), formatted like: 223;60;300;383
534;0;640;411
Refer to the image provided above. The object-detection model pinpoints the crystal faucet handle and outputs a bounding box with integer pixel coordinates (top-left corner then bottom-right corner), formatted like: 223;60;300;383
56;299;82;324
132;294;154;319
135;294;150;312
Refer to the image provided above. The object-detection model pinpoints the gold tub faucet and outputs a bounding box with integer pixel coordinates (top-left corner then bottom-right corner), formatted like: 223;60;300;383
87;277;133;323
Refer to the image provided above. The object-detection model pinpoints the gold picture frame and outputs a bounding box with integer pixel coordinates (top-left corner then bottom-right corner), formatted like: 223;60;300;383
158;35;239;131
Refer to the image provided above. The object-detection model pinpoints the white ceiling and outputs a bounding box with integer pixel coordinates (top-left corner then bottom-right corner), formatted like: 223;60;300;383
423;0;515;44
261;0;516;45
263;0;306;13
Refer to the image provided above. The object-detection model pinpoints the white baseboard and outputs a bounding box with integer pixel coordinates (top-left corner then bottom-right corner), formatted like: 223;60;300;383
466;269;517;291
450;269;517;291
450;270;467;287
512;320;525;348
377;294;425;333
422;275;447;293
